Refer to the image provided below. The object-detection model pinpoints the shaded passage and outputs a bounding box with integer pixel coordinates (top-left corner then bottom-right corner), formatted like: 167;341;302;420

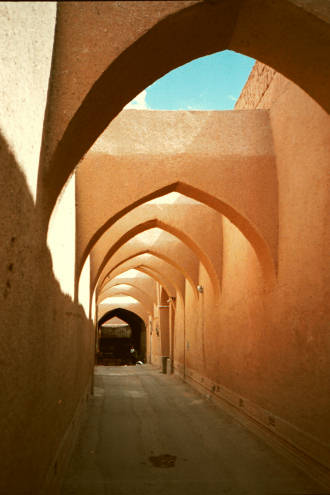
61;366;325;495
97;309;146;365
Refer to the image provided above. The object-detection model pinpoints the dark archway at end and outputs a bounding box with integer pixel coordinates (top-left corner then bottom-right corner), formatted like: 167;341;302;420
98;308;146;364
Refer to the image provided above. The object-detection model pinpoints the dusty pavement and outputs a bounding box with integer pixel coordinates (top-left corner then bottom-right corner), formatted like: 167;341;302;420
61;365;326;495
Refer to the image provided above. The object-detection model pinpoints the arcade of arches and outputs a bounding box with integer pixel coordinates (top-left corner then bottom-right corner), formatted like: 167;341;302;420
0;2;329;494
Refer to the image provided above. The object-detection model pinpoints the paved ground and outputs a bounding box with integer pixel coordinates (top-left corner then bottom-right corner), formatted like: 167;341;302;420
61;365;327;495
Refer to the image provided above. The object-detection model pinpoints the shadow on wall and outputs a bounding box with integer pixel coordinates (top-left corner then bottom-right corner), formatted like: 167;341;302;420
0;132;94;494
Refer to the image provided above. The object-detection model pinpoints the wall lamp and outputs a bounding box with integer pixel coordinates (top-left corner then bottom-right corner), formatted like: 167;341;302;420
197;285;204;293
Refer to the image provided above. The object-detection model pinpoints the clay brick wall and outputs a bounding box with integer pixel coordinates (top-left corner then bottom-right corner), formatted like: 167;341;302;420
177;62;330;479
0;5;95;494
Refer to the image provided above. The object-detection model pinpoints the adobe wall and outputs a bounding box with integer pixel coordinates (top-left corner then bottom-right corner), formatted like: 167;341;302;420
237;62;330;440
175;64;330;480
0;3;56;201
263;67;329;441
0;4;95;494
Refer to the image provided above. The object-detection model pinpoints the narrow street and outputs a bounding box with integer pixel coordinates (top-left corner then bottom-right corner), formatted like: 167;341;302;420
61;366;324;495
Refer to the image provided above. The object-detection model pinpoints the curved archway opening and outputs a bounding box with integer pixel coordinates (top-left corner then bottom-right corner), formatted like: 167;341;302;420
126;50;254;111
101;270;157;299
97;308;146;366
99;254;184;300
41;0;330;221
98;287;153;315
92;219;220;299
98;283;155;311
103;265;177;301
99;248;199;300
79;182;275;304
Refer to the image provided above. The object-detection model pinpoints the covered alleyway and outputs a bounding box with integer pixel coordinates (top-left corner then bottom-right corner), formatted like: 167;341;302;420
61;366;325;495
1;3;329;494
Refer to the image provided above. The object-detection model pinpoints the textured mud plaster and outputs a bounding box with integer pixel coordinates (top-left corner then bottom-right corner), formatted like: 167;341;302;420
0;132;94;494
76;109;278;290
0;2;56;200
0;2;329;493
0;6;94;494
41;0;330;222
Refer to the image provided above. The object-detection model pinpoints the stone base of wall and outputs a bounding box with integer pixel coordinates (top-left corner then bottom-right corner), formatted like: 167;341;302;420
40;378;92;495
174;365;330;490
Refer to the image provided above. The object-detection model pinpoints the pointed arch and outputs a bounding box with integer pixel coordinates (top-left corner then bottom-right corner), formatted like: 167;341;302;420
98;285;154;314
99;282;154;307
92;218;217;297
100;261;180;300
80;182;275;300
41;0;330;220
98;306;148;327
98;249;199;299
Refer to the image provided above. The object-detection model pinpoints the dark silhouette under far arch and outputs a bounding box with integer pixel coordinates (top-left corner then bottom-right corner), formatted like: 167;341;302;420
98;308;146;365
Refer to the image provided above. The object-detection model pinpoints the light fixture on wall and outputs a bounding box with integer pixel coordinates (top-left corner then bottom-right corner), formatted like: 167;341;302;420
197;285;204;293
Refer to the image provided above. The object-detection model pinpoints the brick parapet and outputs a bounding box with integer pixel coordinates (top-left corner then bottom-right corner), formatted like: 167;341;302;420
235;61;279;110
